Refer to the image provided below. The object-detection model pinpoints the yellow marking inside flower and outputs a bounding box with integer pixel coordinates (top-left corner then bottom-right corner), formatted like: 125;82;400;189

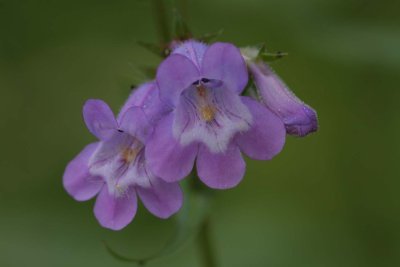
200;105;215;122
196;84;216;122
122;148;139;163
114;183;129;197
115;184;125;194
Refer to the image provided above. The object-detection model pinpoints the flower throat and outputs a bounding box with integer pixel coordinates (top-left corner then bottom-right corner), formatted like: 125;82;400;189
196;83;216;122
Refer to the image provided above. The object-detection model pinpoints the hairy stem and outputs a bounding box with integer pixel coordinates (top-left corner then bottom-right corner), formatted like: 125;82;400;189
198;218;217;267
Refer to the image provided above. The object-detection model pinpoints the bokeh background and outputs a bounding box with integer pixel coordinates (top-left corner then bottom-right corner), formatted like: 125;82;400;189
1;0;399;266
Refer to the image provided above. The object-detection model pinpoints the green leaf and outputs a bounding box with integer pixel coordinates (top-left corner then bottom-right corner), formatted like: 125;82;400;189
103;241;148;265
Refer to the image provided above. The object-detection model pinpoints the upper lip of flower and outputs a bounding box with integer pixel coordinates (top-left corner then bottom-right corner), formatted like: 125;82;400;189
156;42;249;107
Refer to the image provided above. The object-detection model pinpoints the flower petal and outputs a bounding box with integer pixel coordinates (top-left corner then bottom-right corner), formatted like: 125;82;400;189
137;176;183;219
172;40;208;69
63;142;103;201
94;186;137;230
145;113;198;182
173;84;252;153
83;99;117;140
118;82;172;125
236;97;286;160
249;62;318;136
156;54;200;106
118;82;155;116
201;42;248;94
119;107;152;143
196;143;245;189
285;105;318;137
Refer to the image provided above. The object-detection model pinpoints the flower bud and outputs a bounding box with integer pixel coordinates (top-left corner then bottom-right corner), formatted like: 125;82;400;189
242;48;318;136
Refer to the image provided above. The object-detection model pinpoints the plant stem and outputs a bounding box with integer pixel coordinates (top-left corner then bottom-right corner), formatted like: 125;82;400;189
151;0;170;45
178;0;188;21
198;218;217;267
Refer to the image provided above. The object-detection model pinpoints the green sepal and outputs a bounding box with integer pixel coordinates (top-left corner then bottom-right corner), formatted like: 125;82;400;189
257;44;288;62
259;50;288;62
245;43;288;62
198;29;224;43
173;8;192;41
137;41;170;58
242;78;259;99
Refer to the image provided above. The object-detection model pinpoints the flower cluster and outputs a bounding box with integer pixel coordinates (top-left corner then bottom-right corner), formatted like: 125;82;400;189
63;40;318;230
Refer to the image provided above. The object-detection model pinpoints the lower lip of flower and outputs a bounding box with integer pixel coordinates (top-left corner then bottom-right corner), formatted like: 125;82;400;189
114;183;128;196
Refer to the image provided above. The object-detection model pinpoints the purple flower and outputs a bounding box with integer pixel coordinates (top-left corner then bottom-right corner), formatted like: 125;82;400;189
118;81;172;125
63;83;183;230
243;49;318;136
145;41;286;189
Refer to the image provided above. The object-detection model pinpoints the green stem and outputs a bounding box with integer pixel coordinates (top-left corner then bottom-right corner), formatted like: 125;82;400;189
198;218;217;267
178;0;188;20
151;0;170;45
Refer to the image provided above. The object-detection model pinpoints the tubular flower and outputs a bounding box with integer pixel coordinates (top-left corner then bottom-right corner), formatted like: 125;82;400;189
145;41;286;189
63;84;183;230
242;48;318;137
119;81;172;125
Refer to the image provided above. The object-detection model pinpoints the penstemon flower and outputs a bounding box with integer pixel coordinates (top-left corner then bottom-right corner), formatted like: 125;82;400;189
61;4;320;263
242;48;318;137
145;41;286;189
63;83;182;230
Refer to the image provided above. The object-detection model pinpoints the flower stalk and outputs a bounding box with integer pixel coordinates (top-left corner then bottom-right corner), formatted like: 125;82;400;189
198;218;217;267
151;0;170;45
189;171;218;267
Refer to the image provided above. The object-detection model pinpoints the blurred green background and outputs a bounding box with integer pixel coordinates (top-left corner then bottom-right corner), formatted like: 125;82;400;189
1;0;399;266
